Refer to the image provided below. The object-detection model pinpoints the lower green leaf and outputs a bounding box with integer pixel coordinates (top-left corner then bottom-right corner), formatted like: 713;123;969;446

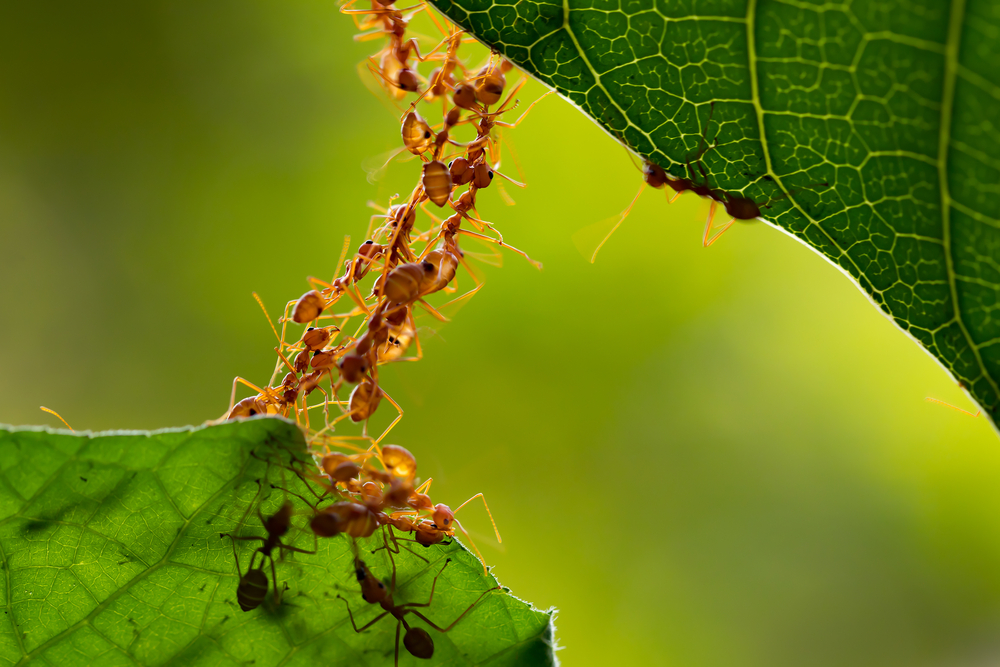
0;419;556;666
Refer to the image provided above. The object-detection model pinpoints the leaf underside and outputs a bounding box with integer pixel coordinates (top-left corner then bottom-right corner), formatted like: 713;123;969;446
429;0;1000;428
0;419;555;667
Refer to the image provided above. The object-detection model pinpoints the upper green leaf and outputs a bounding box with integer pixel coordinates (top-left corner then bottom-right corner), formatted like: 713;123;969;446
428;0;1000;428
0;419;555;667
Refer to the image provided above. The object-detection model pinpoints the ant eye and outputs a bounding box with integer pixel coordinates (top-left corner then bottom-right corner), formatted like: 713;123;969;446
423;131;431;138
364;240;373;245
488;171;493;179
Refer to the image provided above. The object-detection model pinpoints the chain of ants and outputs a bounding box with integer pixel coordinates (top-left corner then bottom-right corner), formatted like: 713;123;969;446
214;3;542;661
213;0;843;657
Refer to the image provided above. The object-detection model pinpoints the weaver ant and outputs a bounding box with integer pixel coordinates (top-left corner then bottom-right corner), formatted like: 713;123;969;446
339;527;499;666
220;481;317;610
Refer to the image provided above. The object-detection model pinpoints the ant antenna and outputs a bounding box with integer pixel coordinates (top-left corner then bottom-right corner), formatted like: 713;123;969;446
253;293;282;346
40;406;74;431
452;492;502;543
925;397;981;418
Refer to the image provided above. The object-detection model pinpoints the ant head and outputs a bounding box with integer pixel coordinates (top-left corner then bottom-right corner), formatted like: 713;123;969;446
433;504;454;529
396;69;419;93
265;502;293;537
642;161;668;189
338;354;368;384
452;84;477;110
331;461;360;483
301;327;331;351
403;627;435;659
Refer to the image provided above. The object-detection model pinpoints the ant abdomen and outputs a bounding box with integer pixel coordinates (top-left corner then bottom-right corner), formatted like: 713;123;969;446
422;161;452;207
292;290;324;323
404;627;434;659
236;567;268;612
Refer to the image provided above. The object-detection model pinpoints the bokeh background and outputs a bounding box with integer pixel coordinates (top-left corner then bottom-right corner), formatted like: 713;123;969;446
3;2;1000;665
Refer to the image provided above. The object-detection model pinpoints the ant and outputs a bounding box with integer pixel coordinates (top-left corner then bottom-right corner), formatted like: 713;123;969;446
220;481;316;610
589;102;829;257
338;527;500;666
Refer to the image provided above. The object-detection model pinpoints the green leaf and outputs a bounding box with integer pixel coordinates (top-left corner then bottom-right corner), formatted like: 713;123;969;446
428;0;1000;428
0;419;555;666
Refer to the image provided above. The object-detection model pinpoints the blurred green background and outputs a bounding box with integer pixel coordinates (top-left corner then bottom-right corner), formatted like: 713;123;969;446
3;2;1000;665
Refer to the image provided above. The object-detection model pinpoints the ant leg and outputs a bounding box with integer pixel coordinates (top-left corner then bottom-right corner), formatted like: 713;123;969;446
405;586;502;631
702;202;735;247
372;537;430;563
452;493;502;543
222;534;267;546
488;77;526;118
279;540;318;558
270;479;325;508
704;219;735;247
227;536;248;581
456;228;542;270
695;101;716;156
373;391;404;446
485;161;525;188
925;397;982;417
453;519;489;576
453;247;484;286
414;478;433;495
435;282;484;317
399;559;451;610
588;182;646;264
228;377;268;415
415;298;449;322
39;406;73;431
395;620;401;667
419;200;445;225
337;595;390;632
494;90;555;129
401;310;424;362
421;0;450;37
268;555;283;606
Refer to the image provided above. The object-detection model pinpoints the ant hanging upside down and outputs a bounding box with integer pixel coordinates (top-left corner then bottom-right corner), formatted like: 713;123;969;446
588;101;829;260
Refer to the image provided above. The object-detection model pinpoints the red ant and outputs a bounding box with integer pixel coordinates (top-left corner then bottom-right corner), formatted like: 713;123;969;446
220;481;317;610
590;102;829;257
338;527;499;666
